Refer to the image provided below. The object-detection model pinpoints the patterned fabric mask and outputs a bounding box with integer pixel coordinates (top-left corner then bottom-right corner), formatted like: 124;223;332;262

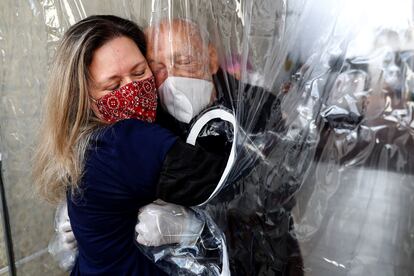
92;76;157;123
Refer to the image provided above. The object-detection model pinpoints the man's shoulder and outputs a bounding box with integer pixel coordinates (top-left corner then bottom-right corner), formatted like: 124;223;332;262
214;67;276;105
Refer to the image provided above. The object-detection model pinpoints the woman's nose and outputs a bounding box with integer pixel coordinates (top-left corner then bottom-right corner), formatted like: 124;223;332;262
120;77;133;87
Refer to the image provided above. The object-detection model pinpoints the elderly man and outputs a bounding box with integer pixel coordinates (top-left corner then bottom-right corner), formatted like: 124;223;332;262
136;18;305;276
53;18;304;275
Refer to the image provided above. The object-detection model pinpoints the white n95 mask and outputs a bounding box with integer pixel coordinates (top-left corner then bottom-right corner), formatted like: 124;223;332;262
158;76;214;123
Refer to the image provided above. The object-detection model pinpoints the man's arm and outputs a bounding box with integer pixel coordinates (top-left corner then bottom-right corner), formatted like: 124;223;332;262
135;200;204;246
156;139;228;206
135;201;228;275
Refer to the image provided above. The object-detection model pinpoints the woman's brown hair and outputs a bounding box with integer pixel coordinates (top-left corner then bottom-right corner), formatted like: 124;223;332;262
33;15;146;204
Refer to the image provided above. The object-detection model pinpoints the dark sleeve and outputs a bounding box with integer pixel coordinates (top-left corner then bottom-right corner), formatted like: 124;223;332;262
239;83;284;134
156;139;228;206
254;88;285;133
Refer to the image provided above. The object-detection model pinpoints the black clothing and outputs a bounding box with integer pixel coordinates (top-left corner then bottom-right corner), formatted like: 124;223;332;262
157;68;303;275
157;139;228;206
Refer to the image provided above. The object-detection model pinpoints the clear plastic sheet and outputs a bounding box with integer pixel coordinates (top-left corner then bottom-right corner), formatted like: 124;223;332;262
0;0;413;275
136;201;229;276
135;0;414;275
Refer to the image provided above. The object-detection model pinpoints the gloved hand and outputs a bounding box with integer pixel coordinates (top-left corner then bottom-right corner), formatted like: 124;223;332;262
58;220;77;251
135;200;204;247
55;203;77;250
48;202;78;271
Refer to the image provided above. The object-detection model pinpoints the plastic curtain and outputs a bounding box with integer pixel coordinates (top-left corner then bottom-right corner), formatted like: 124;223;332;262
0;0;413;275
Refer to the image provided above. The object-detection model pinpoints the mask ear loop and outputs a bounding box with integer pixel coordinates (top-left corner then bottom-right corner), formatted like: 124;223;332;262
88;97;105;121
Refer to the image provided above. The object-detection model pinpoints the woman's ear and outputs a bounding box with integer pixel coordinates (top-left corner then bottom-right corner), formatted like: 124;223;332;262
208;44;219;75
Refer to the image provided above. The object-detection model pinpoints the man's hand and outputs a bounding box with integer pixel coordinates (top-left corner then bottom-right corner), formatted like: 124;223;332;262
58;220;77;251
55;203;78;251
135;200;204;247
48;203;78;271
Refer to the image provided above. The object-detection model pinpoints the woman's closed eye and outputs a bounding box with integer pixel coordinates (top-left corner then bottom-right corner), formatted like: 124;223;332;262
132;70;146;77
107;83;120;91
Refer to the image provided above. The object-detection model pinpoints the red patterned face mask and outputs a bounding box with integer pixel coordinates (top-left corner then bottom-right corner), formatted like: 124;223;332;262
92;76;157;123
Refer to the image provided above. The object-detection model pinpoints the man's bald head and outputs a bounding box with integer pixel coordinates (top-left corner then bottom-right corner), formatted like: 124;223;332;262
145;18;219;88
146;19;206;51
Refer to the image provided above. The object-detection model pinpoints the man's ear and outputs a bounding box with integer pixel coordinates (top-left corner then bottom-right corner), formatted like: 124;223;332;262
208;44;219;75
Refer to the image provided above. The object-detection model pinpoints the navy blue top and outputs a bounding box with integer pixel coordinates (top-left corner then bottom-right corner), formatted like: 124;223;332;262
67;119;177;276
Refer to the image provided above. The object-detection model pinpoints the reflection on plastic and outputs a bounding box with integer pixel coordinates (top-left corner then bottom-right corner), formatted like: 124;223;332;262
135;200;204;247
136;0;414;275
136;203;229;276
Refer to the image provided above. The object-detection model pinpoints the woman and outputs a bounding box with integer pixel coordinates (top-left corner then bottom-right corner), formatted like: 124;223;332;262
33;15;227;275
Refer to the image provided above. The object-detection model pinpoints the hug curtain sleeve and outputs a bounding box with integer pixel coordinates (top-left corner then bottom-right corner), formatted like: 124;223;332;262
156;139;228;206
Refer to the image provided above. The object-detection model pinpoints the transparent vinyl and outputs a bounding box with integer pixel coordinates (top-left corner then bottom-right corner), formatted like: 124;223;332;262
0;0;413;275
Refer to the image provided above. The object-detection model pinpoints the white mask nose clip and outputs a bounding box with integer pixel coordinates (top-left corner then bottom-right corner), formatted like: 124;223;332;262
158;76;214;123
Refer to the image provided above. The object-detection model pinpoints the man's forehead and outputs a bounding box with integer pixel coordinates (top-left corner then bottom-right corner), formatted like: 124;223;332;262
148;37;202;57
147;19;200;34
148;47;206;67
146;19;205;48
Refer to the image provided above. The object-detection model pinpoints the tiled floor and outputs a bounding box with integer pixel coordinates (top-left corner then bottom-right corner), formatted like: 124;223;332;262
294;164;414;276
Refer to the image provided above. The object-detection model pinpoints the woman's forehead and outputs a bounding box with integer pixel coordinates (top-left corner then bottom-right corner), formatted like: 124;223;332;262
90;37;146;81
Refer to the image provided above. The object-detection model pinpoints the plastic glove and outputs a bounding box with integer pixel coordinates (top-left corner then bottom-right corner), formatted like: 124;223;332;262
58;220;77;250
48;202;78;271
135;200;204;247
55;202;77;250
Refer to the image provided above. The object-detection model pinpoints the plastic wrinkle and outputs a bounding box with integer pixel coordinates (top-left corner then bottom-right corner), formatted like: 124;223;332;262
1;0;413;275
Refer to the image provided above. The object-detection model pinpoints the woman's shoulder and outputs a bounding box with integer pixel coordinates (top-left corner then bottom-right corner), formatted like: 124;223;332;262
94;119;177;158
95;119;173;140
112;119;176;141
